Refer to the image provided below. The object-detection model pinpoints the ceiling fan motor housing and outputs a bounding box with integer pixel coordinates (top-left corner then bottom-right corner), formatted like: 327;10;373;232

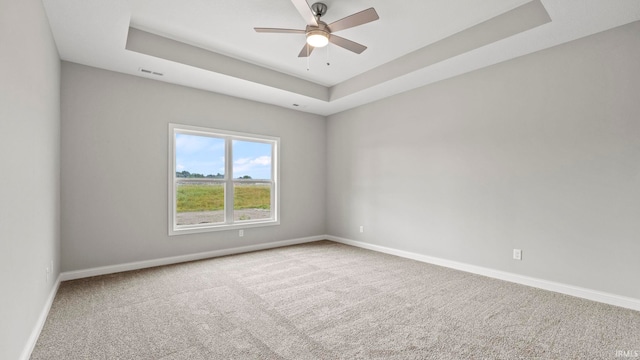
306;22;329;33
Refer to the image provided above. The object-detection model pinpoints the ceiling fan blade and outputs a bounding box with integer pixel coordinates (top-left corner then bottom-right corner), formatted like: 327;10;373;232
291;0;318;27
328;8;379;33
298;43;315;57
329;34;367;54
254;27;305;34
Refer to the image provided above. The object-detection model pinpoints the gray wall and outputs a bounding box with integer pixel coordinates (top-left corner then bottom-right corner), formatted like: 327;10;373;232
60;62;326;272
0;0;61;358
327;21;640;299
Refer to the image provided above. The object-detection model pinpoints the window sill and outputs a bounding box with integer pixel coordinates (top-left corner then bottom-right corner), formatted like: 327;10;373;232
169;219;280;236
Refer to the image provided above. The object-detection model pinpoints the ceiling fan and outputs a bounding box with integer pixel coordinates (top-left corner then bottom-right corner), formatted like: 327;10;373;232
254;0;379;57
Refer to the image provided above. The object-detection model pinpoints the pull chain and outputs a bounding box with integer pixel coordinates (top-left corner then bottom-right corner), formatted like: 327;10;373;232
306;44;310;71
326;43;330;66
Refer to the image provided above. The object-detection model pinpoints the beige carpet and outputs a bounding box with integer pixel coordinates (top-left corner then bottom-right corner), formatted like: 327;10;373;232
32;241;640;359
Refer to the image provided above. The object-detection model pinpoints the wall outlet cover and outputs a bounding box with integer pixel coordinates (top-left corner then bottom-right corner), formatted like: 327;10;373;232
513;249;522;260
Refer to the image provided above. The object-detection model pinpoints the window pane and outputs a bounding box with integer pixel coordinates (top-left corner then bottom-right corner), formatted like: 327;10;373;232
176;182;225;225
234;182;271;222
232;140;272;180
175;133;225;179
170;124;279;234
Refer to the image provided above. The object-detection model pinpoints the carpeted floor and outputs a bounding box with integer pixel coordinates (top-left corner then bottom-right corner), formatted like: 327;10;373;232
32;241;640;359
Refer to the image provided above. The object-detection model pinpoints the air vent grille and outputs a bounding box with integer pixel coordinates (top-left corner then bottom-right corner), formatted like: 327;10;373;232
138;68;163;76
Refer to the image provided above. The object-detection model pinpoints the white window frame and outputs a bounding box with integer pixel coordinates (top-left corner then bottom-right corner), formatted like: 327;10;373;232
168;123;280;236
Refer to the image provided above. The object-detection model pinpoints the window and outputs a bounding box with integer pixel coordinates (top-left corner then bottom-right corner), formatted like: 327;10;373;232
169;123;279;235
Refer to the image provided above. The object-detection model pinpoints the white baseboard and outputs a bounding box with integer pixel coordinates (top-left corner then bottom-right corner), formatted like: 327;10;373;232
20;274;61;360
60;235;325;281
327;235;640;312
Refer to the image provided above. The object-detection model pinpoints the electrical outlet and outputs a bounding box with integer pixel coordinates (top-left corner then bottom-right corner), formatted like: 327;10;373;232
359;225;364;233
513;249;522;260
239;229;244;237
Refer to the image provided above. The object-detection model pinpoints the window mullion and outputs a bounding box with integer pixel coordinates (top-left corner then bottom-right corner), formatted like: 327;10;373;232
224;137;234;224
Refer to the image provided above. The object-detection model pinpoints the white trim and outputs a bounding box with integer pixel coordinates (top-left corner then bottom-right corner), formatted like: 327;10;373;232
20;274;61;360
60;235;324;281
327;235;640;312
225;136;233;224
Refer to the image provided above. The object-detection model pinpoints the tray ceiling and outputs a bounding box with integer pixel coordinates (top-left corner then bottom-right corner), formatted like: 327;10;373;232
42;0;640;115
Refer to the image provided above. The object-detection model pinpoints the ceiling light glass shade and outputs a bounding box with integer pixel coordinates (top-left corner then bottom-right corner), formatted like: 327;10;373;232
306;30;329;47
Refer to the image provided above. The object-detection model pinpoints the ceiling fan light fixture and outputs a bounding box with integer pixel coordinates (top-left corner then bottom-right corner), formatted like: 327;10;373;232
306;30;329;47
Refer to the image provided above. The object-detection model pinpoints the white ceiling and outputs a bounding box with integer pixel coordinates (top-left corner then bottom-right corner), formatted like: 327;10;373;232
42;0;640;116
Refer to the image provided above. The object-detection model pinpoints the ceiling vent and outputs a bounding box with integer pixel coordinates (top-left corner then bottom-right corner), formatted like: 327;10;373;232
138;67;163;76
